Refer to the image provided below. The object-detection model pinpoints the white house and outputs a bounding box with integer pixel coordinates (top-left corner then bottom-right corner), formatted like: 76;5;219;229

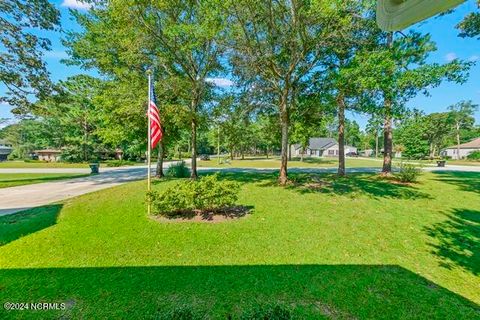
291;138;358;157
441;137;480;159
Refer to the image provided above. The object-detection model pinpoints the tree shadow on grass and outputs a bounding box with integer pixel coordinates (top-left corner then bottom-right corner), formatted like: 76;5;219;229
216;171;432;200
0;204;62;246
432;171;480;194
0;265;478;319
425;208;480;276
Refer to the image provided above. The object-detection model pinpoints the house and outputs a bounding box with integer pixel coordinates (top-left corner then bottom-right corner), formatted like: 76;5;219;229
441;137;480;159
291;138;358;157
0;140;13;161
35;149;62;162
360;149;375;157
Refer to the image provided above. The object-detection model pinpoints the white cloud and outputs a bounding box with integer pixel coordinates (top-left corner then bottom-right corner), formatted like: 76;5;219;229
469;55;479;62
445;52;457;62
44;50;69;59
205;77;234;87
61;0;92;9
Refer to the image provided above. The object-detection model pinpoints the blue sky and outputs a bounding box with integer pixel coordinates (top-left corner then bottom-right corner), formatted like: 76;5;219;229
1;0;479;129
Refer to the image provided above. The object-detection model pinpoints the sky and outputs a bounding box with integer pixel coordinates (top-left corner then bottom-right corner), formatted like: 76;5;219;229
1;0;480;129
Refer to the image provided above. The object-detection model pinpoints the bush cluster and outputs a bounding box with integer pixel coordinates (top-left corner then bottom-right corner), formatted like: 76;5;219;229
148;174;240;215
396;163;421;183
165;161;191;178
467;150;480;160
104;159;135;167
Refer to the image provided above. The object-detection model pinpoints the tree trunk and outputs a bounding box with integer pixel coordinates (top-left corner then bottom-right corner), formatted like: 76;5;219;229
375;131;379;158
456;122;461;160
279;91;289;185
382;99;393;175
382;32;394;175
156;141;164;178
190;117;198;179
288;144;292;161
337;93;346;177
189;89;200;179
217;125;221;163
300;148;304;162
266;147;269;159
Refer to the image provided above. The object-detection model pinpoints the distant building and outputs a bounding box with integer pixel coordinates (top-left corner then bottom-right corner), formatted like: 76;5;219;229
441;138;480;159
360;149;375;157
291;138;357;157
0;140;13;161
35;149;62;162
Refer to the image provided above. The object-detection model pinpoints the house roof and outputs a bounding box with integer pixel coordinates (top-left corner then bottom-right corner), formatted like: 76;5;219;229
445;137;480;150
35;149;62;154
293;137;337;150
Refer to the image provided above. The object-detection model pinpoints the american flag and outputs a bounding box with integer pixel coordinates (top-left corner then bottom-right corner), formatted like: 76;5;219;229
148;81;163;149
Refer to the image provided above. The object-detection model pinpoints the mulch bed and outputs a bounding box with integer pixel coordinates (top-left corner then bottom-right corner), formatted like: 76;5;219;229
151;206;251;223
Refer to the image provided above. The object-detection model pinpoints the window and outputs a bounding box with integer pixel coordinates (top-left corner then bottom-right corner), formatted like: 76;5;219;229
328;150;335;155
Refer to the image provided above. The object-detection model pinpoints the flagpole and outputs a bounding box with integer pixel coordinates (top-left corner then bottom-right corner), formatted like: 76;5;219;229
147;69;152;215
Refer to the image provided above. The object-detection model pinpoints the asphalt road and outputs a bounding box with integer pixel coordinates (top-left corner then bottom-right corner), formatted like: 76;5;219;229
1;163;479;216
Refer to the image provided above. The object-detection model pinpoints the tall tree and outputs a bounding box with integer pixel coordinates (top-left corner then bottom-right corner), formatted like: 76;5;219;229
128;0;226;179
65;1;207;170
424;112;452;159
229;0;350;184
34;75;104;162
290;88;333;162
319;1;379;176
395;110;430;159
448;100;479;159
351;31;471;174
0;0;60;114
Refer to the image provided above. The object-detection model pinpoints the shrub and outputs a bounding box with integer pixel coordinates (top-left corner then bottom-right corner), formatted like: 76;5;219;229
395;163;421;183
240;304;293;320
104;160;135;167
166;161;191;178
148;174;240;215
467;151;480;161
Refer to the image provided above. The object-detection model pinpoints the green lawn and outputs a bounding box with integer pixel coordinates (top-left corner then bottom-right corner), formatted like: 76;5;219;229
0;173;88;188
0;161;144;169
199;156;383;168
0;161;90;168
0;172;479;319
415;159;480;167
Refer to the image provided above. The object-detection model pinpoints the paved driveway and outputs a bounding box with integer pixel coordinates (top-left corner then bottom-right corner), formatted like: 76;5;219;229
0;165;157;216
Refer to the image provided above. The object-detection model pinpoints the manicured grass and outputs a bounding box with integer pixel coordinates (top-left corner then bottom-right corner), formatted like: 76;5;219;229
0;171;479;319
0;161;144;169
415;159;480;167
0;173;88;188
0;161;90;168
199;156;383;168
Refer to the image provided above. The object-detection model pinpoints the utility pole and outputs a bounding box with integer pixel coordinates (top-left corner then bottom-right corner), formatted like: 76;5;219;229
217;124;221;165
